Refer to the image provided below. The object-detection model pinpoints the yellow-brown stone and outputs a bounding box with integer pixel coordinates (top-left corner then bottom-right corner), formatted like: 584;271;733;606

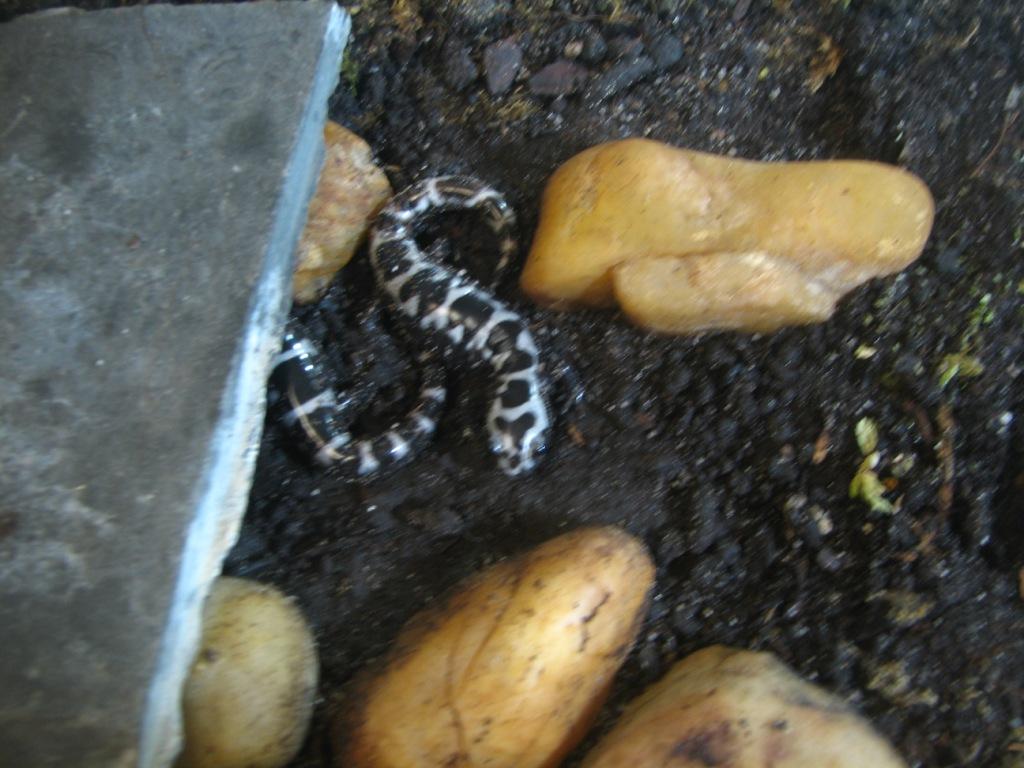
292;121;391;304
522;138;933;333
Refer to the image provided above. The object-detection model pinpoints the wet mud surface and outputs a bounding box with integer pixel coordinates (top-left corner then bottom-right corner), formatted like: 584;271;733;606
6;0;1022;765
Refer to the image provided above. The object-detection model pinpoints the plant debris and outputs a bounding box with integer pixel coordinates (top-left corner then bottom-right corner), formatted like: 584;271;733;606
850;418;896;515
807;34;842;93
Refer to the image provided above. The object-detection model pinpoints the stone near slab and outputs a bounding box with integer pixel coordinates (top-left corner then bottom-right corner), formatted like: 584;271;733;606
293;121;392;305
483;37;523;96
0;3;348;767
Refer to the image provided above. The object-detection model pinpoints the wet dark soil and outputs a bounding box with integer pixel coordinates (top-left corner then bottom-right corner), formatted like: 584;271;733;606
252;2;1024;766
244;3;1023;765
7;0;1021;764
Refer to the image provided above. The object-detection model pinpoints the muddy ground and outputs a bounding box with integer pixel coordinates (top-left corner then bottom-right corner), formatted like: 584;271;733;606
6;0;1021;765
242;2;1023;765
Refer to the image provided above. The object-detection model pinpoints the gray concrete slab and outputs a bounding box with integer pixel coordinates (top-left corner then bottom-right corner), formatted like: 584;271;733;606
0;3;348;766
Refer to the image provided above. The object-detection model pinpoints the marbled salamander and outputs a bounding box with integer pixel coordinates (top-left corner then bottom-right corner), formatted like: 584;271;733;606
270;318;446;477
369;175;551;475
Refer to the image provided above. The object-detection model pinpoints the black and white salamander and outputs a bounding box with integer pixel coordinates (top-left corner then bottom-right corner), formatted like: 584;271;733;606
270;175;553;478
369;175;552;476
270;318;447;477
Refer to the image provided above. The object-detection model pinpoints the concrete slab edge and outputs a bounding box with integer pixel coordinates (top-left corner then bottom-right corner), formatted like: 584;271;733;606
136;5;350;767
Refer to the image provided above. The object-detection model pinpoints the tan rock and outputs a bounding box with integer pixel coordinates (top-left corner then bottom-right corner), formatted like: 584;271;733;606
581;645;908;768
338;527;654;768
613;252;838;334
293;121;391;304
177;577;318;768
521;138;933;333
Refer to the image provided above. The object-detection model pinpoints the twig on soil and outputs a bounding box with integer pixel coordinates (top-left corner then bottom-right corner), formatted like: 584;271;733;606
936;404;956;519
951;17;981;51
970;110;1019;179
812;427;831;464
901;399;935;445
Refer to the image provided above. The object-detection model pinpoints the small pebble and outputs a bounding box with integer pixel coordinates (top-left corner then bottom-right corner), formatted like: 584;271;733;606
1004;82;1022;111
580;30;608;64
934;244;963;274
687;487;729;553
529;60;588;96
564;40;583;59
608;35;643;59
649;33;683;69
442;0;509;30
482;37;522;96
442;38;478;92
363;67;387;109
816;547;844;572
586;55;655;105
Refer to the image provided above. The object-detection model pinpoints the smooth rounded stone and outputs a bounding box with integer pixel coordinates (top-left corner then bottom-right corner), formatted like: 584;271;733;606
177;577;319;768
580;646;908;767
585;55;655;105
648;33;683;69
293;121;392;304
442;37;478;91
607;35;644;59
429;0;509;29
482;37;522;95
528;59;589;96
337;527;655;768
580;29;608;64
522;138;934;333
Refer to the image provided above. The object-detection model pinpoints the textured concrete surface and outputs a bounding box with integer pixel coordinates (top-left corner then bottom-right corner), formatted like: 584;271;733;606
0;3;348;766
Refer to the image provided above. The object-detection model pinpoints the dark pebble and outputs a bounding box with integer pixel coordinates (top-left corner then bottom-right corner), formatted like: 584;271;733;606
638;637;662;675
768;450;799;483
389;37;417;67
934;244;963;275
671;603;702;636
727;470;754;497
655;526;687;562
717;416;740;443
648;593;671;621
482;37;522;96
581;29;607;64
747;525;779;575
816;547;844;572
363;67;387;109
528;60;588;96
663;364;693;396
586;55;656;105
649;33;683;69
435;0;509;30
694;378;716;407
909;272;939;308
608;35;644;59
687;486;730;553
442;38;478;92
720;540;742;567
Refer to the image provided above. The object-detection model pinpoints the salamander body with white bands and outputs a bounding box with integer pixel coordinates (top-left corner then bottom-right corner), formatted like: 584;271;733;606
369;176;551;475
271;319;446;478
